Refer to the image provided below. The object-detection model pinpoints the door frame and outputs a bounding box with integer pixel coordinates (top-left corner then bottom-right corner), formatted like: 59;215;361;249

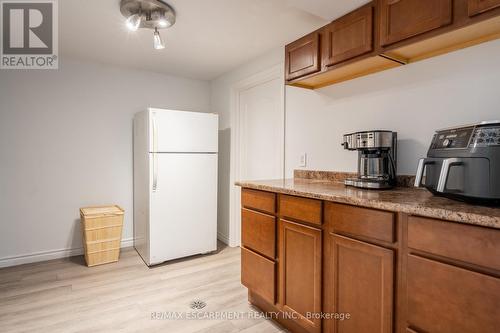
228;64;285;247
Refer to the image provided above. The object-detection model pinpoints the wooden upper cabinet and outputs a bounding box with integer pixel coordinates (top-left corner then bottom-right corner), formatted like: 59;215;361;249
279;220;322;333
323;5;374;67
468;0;500;16
324;234;394;333
380;0;453;46
285;32;321;81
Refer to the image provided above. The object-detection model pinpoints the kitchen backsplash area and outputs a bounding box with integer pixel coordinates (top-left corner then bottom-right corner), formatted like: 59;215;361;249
285;39;500;178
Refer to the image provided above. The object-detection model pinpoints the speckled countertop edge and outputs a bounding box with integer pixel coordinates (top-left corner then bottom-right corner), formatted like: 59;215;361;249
235;179;500;230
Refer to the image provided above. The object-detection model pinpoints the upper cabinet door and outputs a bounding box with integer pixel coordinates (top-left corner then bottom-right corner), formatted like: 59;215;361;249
380;0;453;46
285;32;321;81
324;5;374;67
468;0;500;16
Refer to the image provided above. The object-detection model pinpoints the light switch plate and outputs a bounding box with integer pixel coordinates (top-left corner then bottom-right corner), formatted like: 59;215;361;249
299;153;307;167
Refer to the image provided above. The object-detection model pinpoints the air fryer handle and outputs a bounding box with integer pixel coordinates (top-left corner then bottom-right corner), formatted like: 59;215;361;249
436;158;464;193
414;158;434;188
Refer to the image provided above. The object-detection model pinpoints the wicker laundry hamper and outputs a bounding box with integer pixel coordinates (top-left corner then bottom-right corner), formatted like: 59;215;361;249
80;205;124;267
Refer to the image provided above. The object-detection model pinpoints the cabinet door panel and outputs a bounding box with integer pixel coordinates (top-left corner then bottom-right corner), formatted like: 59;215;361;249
324;234;394;333
469;0;500;16
279;220;322;333
380;0;453;46
285;33;321;81
406;255;500;333
324;5;373;66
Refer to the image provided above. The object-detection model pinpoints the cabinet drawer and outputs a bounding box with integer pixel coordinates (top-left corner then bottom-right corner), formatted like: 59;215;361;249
325;203;395;243
468;0;500;17
280;195;322;226
242;209;276;259
406;255;500;333
241;247;276;304
241;188;276;214
408;216;500;271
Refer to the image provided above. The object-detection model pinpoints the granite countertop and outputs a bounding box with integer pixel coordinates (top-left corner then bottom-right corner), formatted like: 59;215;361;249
235;177;500;230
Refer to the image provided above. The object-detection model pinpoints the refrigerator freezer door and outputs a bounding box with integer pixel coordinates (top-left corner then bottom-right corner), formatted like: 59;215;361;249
149;109;218;153
149;153;218;265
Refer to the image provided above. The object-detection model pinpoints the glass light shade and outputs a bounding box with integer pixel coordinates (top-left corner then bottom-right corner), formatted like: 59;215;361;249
153;29;165;50
126;14;141;31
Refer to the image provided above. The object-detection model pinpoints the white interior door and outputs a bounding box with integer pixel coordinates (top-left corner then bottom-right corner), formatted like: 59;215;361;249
239;77;284;180
228;68;284;247
150;153;217;265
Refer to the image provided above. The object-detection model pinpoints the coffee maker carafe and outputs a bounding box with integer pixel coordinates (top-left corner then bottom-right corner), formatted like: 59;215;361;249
342;131;397;189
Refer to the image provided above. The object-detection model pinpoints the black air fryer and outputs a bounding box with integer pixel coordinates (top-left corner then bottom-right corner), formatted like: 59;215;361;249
415;121;500;204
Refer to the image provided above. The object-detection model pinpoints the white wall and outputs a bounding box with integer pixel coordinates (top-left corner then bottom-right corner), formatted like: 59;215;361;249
0;59;210;266
210;48;283;243
286;39;500;177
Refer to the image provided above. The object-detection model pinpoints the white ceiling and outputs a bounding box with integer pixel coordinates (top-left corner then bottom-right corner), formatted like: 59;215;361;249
60;0;369;80
286;0;370;21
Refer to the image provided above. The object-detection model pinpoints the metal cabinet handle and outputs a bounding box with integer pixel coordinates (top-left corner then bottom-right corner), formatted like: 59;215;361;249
414;158;434;188
436;158;463;193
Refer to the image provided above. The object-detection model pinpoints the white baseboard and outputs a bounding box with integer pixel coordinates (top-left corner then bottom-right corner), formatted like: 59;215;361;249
217;231;229;245
0;238;134;268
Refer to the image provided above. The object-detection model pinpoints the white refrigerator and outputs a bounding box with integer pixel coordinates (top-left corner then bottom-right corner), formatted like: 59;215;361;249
133;108;218;266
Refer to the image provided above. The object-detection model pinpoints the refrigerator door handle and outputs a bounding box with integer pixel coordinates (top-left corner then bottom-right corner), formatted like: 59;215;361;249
153;153;158;192
152;112;158;192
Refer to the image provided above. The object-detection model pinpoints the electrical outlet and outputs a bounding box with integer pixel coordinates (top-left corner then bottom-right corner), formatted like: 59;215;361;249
299;153;307;167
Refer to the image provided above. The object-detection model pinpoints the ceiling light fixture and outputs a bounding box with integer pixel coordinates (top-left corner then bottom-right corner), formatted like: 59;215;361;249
120;0;176;50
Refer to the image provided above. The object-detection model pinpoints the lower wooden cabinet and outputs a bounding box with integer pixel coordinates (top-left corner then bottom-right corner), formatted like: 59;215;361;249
405;254;500;333
240;189;500;333
241;208;276;259
279;219;322;333
324;233;394;333
241;247;276;304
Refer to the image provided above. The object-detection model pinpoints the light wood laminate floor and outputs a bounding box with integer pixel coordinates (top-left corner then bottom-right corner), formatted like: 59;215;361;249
0;244;286;333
